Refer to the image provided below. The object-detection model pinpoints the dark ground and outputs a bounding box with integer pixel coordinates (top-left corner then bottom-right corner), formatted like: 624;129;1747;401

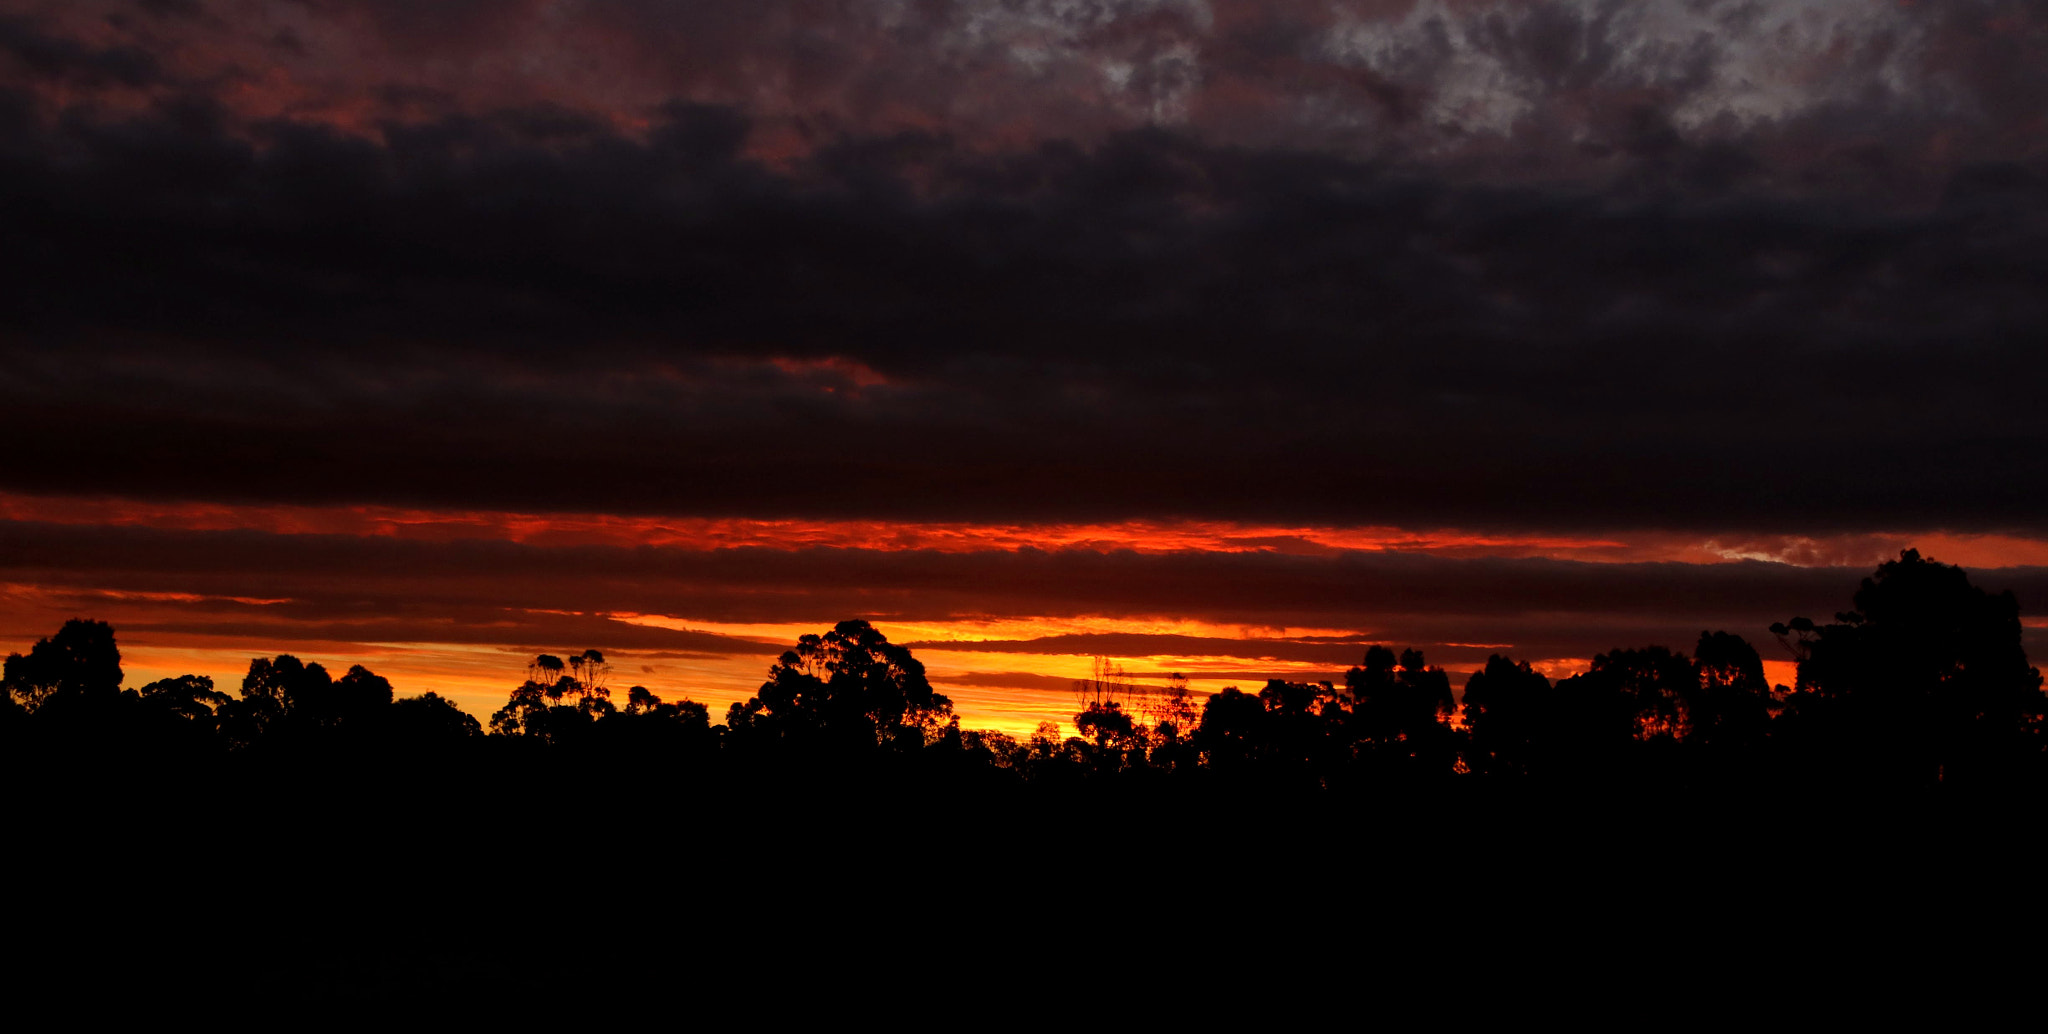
11;754;2043;1020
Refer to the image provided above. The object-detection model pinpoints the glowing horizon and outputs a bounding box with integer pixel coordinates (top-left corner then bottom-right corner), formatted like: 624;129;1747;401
0;493;2025;737
39;592;1836;741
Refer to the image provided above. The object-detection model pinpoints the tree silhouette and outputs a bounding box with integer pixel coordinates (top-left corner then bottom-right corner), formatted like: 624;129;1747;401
1461;655;1552;777
330;665;396;728
135;674;231;725
1256;679;1335;778
1583;646;1698;742
1345;648;1452;740
566;650;612;704
612;685;715;754
1774;549;2047;787
388;691;483;744
1688;631;1775;756
726;620;951;753
1193;686;1266;772
1074;656;1140;711
1071;658;1155;772
218;655;330;747
491;649;618;742
1141;672;1200;739
1074;700;1140;752
3;619;122;713
1140;672;1202;772
210;655;409;746
1343;647;1456;777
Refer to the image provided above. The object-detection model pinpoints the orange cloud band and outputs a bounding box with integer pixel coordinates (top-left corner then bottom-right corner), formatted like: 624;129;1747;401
7;491;2048;567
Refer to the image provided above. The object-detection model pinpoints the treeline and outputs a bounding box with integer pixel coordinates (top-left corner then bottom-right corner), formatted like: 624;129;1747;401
4;549;2044;795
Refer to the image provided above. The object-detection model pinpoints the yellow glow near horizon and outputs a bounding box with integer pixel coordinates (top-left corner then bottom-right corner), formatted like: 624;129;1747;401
66;620;1816;742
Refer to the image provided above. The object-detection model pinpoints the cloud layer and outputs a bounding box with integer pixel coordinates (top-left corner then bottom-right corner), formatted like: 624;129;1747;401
6;2;2046;728
8;512;2046;656
1;1;2045;532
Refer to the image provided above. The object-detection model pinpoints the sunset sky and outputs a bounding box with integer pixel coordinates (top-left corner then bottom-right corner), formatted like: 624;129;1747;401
4;0;2046;735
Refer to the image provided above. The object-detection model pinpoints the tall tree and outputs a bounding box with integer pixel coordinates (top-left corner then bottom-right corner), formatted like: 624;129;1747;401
1192;686;1266;772
1343;647;1455;777
135;674;231;725
1583;647;1698;742
3;619;122;713
727;621;951;752
218;655;331;747
1688;631;1775;756
1461;655;1551;777
1774;550;2046;787
490;650;617;742
388;692;483;745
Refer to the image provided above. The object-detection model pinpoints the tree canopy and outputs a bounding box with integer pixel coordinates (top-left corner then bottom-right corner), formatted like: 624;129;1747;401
726;620;953;753
4;619;122;713
1775;549;2047;786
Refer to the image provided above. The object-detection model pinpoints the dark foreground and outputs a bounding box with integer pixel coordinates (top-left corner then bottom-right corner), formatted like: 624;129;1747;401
10;548;2046;1014
13;749;2045;1019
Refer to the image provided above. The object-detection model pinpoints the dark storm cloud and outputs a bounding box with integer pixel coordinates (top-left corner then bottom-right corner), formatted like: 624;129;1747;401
0;15;161;87
2;2;2046;532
